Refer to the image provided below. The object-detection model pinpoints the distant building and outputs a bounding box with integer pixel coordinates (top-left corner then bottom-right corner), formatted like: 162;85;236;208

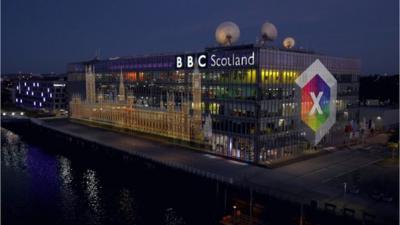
67;44;360;164
360;75;399;106
365;99;380;106
1;77;16;107
359;106;399;131
14;74;68;114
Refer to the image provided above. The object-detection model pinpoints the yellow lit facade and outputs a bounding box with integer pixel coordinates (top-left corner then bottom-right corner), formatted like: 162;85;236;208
261;69;299;84
70;65;203;142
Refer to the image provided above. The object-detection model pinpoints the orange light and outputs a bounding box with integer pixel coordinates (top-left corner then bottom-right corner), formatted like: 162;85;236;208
127;72;137;81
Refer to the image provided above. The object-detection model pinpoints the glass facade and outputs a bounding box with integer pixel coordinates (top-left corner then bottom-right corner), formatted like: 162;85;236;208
67;45;360;165
257;48;360;163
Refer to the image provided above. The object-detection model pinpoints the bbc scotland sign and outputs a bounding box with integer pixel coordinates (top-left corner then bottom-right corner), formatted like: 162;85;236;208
176;51;255;69
176;53;208;69
295;59;337;145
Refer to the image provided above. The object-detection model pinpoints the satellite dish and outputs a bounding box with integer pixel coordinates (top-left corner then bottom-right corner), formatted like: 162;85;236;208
283;37;296;49
261;21;278;43
215;21;240;46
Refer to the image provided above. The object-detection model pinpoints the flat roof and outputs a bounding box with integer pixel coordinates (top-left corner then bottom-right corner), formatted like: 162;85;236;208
69;44;318;65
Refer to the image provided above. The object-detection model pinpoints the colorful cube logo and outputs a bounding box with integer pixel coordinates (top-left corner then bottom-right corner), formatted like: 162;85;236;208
295;59;337;145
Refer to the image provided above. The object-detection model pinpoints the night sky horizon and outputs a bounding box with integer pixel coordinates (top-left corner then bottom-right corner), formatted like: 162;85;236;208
2;0;399;75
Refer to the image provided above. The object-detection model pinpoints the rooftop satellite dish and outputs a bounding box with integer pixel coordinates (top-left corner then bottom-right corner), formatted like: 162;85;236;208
283;37;296;49
260;21;278;43
215;21;240;46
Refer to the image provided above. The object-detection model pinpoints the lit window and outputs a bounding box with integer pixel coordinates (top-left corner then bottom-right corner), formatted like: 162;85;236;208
16;98;18;102
50;93;53;98
43;97;46;102
31;91;34;96
41;92;43;97
26;91;29;95
279;118;285;127
37;83;40;87
33;83;36;87
47;88;50;93
27;87;30;91
24;82;27;86
20;99;22;103
39;102;42;107
33;101;36;106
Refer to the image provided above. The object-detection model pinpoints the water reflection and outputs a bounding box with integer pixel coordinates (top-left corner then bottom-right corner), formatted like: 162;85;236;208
164;208;186;225
59;156;73;185
1;128;27;169
83;169;105;225
2;128;61;225
2;128;221;225
118;188;137;225
58;155;78;223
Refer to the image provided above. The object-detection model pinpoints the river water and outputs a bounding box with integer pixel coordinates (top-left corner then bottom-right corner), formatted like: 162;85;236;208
1;128;225;225
3;121;393;225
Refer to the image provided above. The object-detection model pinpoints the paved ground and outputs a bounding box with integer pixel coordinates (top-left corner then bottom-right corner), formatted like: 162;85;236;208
36;118;398;224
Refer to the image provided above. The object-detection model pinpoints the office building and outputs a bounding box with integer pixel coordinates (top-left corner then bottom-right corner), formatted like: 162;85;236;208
67;43;360;165
14;75;68;114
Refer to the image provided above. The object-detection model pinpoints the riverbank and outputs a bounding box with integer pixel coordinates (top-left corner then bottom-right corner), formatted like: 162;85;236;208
2;118;397;225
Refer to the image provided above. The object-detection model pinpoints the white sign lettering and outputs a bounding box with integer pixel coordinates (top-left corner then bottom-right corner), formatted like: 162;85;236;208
176;54;207;69
210;52;255;67
176;56;183;68
309;91;323;115
198;55;207;68
175;52;255;69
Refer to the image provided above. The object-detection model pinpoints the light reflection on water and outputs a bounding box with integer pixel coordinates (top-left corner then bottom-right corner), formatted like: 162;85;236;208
1;130;26;169
164;208;186;225
83;169;105;225
58;155;78;223
119;188;137;225
1;128;216;225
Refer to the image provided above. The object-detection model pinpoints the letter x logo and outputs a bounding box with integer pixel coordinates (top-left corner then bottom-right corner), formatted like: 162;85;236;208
309;91;323;115
296;60;337;145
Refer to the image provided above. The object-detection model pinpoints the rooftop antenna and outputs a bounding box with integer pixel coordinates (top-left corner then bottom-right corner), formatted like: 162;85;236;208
283;37;296;49
215;21;240;46
260;21;278;45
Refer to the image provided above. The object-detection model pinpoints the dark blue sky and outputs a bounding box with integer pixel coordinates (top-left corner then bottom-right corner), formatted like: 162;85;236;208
2;0;398;74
